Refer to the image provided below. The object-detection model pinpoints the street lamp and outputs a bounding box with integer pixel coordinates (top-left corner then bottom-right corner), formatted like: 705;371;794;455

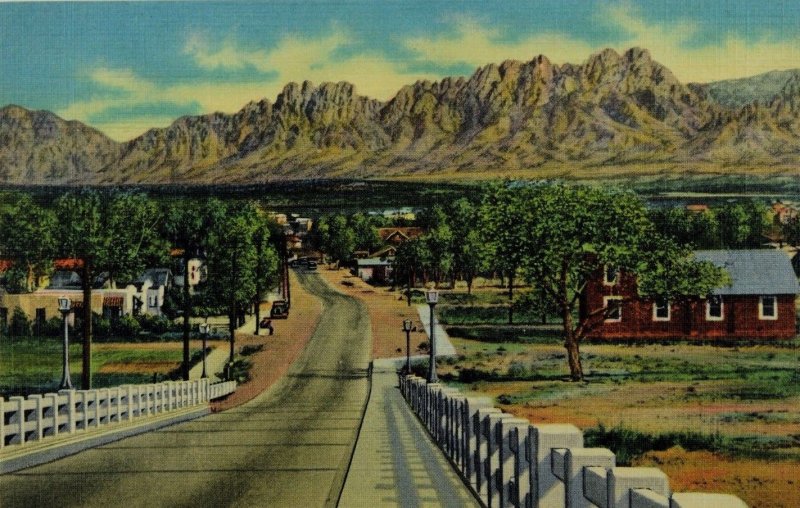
198;322;210;379
57;296;73;389
402;319;413;375
426;288;439;383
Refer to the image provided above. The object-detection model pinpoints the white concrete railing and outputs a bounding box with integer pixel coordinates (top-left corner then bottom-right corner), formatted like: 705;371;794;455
0;379;236;450
399;375;748;508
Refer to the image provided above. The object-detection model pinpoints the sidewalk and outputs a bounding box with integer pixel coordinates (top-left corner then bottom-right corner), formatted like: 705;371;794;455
339;358;479;507
416;304;457;356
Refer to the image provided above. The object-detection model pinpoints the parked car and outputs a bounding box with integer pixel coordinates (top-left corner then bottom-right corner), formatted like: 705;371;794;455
306;260;317;270
270;300;289;319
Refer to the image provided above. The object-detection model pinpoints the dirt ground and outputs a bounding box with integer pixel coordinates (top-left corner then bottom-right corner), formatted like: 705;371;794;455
317;267;425;359
211;269;322;411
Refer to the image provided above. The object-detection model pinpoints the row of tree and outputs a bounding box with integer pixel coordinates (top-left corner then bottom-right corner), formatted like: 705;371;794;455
0;191;280;389
366;183;729;381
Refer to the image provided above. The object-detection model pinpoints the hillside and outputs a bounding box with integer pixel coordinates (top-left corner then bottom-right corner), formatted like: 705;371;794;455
2;47;800;185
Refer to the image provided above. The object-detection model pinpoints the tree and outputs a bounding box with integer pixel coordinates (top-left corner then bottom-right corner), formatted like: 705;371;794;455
715;201;769;248
448;198;490;294
55;189;108;389
392;238;430;305
252;212;280;334
105;193;165;288
162;198;227;379
649;207;720;248
206;203;258;364
519;185;726;381
421;206;453;286
0;194;56;292
481;182;537;324
350;213;382;253
784;216;800;248
317;214;356;266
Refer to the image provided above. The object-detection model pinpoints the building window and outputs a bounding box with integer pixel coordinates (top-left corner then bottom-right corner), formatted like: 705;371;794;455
706;296;724;321
148;296;157;308
604;296;622;322
653;298;670;321
759;296;778;320
604;265;619;285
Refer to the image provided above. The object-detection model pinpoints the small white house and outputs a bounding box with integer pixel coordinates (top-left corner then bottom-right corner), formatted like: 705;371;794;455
128;268;172;316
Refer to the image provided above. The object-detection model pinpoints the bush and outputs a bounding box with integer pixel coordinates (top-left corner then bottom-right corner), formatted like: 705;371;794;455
112;315;141;339
136;314;177;334
9;306;31;337
584;424;724;465
39;316;64;337
93;315;112;339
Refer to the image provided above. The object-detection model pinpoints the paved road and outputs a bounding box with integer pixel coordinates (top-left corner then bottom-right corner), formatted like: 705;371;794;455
0;271;371;507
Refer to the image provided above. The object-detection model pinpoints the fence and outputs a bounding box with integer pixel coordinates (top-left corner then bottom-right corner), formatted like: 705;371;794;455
1;378;236;450
399;374;748;508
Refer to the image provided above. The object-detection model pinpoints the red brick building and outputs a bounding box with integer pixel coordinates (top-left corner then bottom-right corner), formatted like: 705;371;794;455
582;250;799;340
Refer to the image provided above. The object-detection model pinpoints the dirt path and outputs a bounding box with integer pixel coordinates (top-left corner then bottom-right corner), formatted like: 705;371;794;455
317;268;426;359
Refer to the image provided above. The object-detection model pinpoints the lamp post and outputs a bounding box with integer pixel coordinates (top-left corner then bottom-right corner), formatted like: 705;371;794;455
402;319;413;374
57;296;73;389
426;288;439;383
198;322;209;379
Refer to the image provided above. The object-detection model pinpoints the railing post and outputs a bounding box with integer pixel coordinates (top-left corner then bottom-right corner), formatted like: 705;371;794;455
528;424;583;508
29;395;43;442
44;393;59;437
9;396;25;445
0;397;5;449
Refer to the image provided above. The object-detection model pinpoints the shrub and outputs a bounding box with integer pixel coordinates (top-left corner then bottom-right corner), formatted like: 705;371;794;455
506;361;529;379
584;424;724;465
40;316;64;337
92;315;112;340
9;306;31;337
136;314;176;334
112;315;141;339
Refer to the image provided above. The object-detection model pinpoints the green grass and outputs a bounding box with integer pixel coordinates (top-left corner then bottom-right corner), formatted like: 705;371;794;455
0;336;183;397
584;424;800;464
438;305;547;326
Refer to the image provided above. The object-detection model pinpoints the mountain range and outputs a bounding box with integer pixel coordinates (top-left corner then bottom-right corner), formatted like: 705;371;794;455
2;47;800;185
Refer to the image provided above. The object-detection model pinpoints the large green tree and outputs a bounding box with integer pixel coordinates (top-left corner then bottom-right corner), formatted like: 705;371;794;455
162;198;227;379
448;198;490;294
206;202;258;363
316;214;356;266
481;182;537;324
519;185;726;381
0;193;56;292
55;190;164;389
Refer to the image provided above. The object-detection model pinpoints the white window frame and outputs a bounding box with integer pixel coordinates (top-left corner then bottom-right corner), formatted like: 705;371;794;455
603;265;619;286
652;298;671;321
604;296;623;322
705;295;724;321
758;296;778;320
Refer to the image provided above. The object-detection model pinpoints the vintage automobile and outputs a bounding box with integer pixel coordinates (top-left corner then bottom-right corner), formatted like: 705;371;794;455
270;300;289;319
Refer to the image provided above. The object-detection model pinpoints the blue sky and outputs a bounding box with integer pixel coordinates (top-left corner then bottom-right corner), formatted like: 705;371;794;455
2;0;799;141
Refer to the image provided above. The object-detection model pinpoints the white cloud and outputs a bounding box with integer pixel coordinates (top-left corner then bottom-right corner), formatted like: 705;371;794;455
405;7;800;84
604;3;800;82
404;16;595;68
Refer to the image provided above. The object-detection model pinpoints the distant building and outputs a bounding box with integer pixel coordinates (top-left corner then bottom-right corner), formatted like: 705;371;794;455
582;250;800;340
356;258;393;283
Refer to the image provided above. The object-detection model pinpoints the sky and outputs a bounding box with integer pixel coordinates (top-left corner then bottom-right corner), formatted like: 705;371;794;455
2;0;800;141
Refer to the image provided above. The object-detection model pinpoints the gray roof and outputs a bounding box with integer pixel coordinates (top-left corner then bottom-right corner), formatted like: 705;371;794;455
135;268;172;288
694;250;800;295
